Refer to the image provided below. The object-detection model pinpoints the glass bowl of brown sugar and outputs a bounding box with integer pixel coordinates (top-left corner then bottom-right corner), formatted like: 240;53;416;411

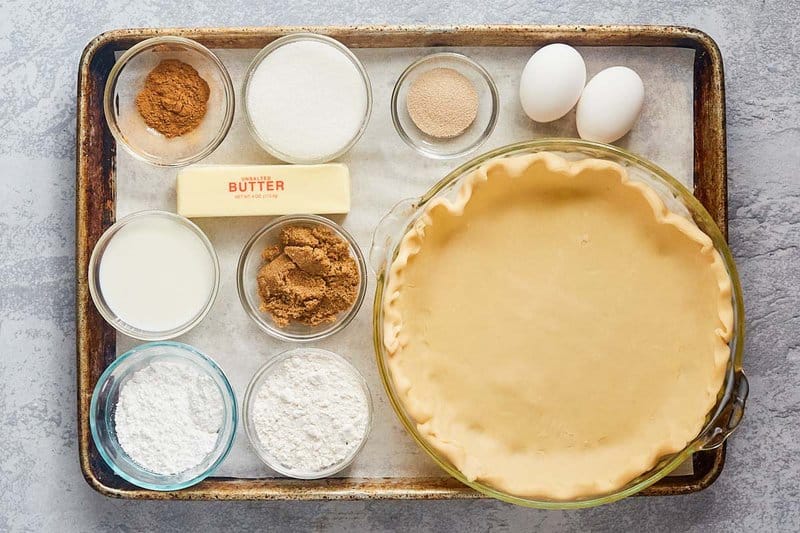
104;36;235;167
236;215;368;342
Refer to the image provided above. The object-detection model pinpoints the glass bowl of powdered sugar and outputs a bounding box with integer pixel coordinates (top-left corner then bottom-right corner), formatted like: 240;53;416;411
243;348;373;479
90;341;237;490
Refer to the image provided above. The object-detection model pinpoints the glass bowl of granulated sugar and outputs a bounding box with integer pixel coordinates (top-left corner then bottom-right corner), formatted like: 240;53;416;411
90;341;238;490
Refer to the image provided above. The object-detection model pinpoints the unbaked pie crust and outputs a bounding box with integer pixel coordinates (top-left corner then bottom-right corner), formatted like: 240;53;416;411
383;152;733;500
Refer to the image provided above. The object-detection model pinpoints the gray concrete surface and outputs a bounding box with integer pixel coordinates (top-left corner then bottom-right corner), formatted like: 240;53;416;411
1;1;798;531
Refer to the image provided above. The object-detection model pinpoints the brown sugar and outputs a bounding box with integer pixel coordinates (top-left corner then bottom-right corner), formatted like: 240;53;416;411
136;59;210;138
256;225;360;327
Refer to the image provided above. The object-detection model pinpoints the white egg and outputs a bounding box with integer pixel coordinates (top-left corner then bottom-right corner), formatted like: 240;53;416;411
576;66;645;143
519;44;586;123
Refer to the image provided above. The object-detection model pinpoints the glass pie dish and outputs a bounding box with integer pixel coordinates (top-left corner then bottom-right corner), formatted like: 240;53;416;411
369;138;748;509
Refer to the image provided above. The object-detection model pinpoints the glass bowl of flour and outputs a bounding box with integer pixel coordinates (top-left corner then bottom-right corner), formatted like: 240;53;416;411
243;348;373;479
90;341;237;490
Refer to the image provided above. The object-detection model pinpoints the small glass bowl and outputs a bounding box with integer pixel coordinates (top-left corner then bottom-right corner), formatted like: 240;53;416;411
104;36;235;167
242;33;373;164
236;214;367;342
242;348;373;478
88;210;220;341
89;341;238;491
391;52;499;159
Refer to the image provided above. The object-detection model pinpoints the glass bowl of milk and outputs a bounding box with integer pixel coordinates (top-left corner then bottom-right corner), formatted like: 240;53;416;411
88;210;220;340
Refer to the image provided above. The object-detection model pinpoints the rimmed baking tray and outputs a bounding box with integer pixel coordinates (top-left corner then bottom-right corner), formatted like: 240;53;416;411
77;25;729;500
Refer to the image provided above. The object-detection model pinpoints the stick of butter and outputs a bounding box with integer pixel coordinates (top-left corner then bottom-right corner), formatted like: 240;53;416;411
176;164;350;217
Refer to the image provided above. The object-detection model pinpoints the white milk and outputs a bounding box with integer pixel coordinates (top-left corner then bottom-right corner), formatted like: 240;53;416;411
98;216;215;332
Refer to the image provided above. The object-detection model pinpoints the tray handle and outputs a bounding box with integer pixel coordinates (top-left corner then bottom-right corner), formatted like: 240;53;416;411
698;370;749;451
369;198;418;275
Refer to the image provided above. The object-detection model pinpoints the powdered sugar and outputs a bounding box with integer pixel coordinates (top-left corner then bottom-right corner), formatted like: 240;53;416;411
114;360;224;475
250;351;370;474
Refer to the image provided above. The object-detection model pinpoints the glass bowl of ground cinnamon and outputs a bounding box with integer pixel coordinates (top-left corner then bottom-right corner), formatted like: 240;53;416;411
237;215;367;342
104;36;235;167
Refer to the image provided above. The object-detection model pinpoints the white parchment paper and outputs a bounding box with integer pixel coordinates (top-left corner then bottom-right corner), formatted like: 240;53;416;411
116;46;695;479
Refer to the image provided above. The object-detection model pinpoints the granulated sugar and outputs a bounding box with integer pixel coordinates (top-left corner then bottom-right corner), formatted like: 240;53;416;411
246;39;368;162
251;351;370;474
114;360;224;475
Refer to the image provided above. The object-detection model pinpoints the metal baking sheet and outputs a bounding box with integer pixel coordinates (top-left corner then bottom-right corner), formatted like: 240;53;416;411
76;26;728;500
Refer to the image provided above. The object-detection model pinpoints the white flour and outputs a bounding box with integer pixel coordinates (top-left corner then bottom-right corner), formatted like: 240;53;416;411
114;360;224;475
252;351;370;473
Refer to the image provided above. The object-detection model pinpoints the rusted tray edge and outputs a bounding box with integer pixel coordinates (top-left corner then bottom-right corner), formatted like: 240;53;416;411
77;28;118;499
76;24;727;501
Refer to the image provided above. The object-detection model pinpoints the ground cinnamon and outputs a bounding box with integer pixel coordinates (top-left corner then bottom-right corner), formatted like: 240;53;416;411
136;59;210;138
256;225;360;327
